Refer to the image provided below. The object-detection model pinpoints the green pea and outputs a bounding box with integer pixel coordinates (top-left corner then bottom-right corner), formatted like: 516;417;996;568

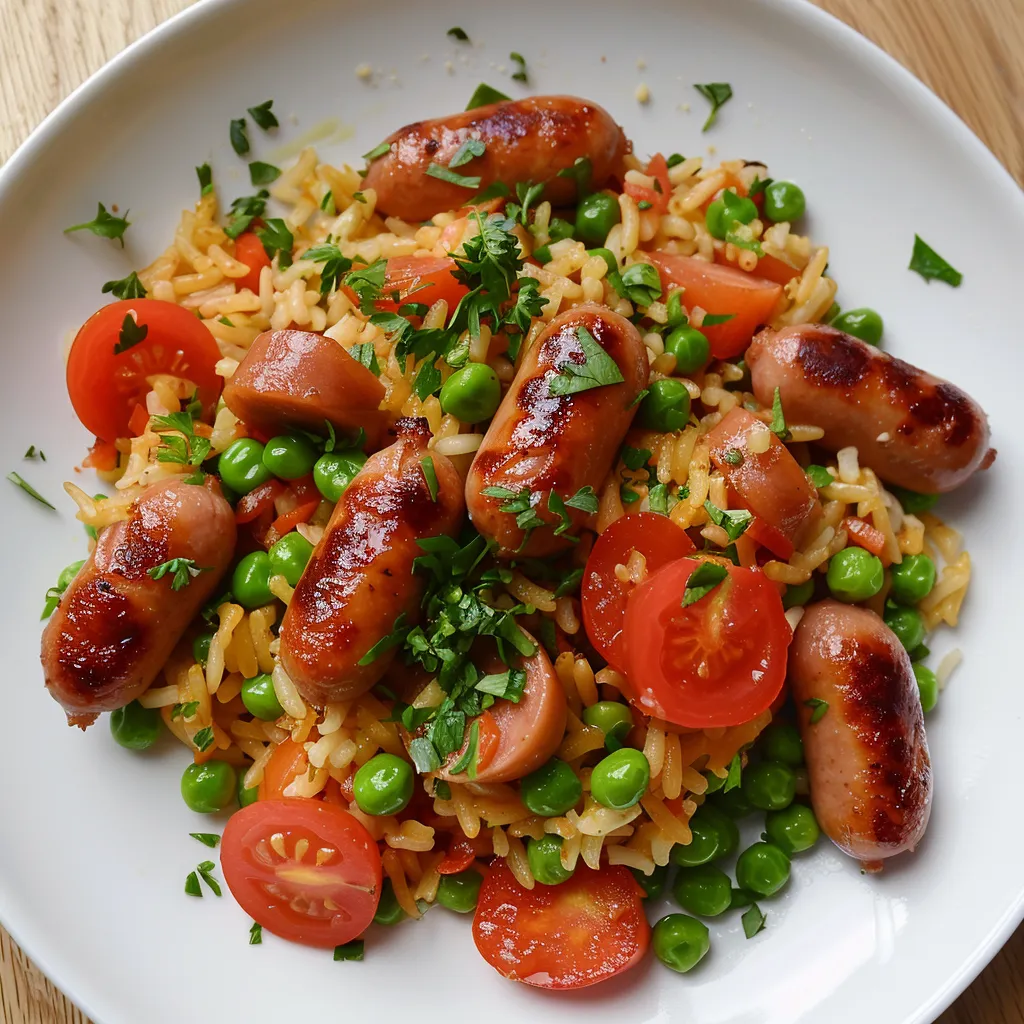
548;217;576;242
109;700;162;750
353;753;413;816
631;864;668;899
268;532;314;587
575;192;621;245
884;605;926;652
262;434;318;480
914;664;939;714
763;180;806;223
705;190;757;240
757;723;804;766
238;774;259;808
889;486;938;515
192;631;215;668
826;547;884;603
638;379;691;433
889;554;936;605
581;701;633;751
664;326;710;375
232;551;273;609
520;759;583;817
782;579;814;610
590;748;650;810
586;247;618;275
181;760;237;814
672;864;732;917
713;785;754;818
219;439;273;495
436;868;483;912
670;805;739;867
652;913;710;973
439;363;502;423
241;673;284;721
313;449;367;503
735;841;791;898
526;835;574;886
373;878;406;924
831;307;884;346
742;762;796;811
765;803;820;854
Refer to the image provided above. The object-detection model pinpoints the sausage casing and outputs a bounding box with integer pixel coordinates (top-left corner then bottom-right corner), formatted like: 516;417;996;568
465;304;648;557
362;96;628;222
41;478;237;725
279;418;464;706
747;324;994;493
789;600;932;868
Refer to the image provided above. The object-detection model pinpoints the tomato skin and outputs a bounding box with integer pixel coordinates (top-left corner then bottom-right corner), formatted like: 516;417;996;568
368;256;468;313
234;231;272;293
473;861;649;989
646;251;783;359
623;558;790;728
66;299;223;443
581;512;695;669
221;798;382;948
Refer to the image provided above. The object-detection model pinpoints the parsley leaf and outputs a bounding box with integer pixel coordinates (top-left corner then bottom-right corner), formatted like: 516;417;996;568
724;752;742;791
305;242;353;297
358;612;410;666
804;697;829;724
509;51;528;83
334;940;364;961
113;312;148;354
704;500;752;541
102;271;147;300
553;568;584;598
192;727;215;753
196;163;213;196
413;359;443;400
701;313;735;326
224;190;269;239
230;118;249;155
546;490;578;539
447;26;470;41
549;325;625;397
421;456;439;502
344;259;387;313
468;181;511;205
249;922;263;945
190;833;220;848
770;386;790;440
7;472;55;510
247;100;278;131
448;719;481;777
171;700;200;721
565;485;599;515
249;161;281;186
475;667;526;702
426;163;481;189
255;218;293;266
147;558;211;591
350;342;380;376
556;156;592;197
197;860;222;896
909;235;962;287
407;736;442;773
806;465;834;489
748;176;772;198
320;190;336;215
449;138;486;168
693;82;733;131
505;180;544;226
466;83;510;110
621;445;653;471
722;448;743;466
742;903;767;939
64;203;130;246
184;871;202;897
682;560;727;606
612;261;663;306
23;446;45;461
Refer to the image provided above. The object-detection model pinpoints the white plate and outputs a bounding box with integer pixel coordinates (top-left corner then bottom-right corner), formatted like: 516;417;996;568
2;0;1022;1021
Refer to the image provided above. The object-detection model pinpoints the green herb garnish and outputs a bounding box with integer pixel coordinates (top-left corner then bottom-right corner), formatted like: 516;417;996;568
230;118;249;155
421;456;439;502
701;313;735;326
704;500;752;542
305;241;353;297
184;871;202;897
909;235;962;287
255;218;293;266
147;558;210;591
7;472;55;510
64;203;130;247
426;163;482;189
447;26;470;41
806;465;833;489
693;82;733;131
466;83;510;110
247;100;278;131
114;312;148;354
190;833;220;848
770;386;790;440
681;560;727;606
724;752;742;791
197;860;222;895
804;697;829;724
549;325;625;397
449;138;486;168
509;52;528;83
334;940;365;961
742;903;766;938
249;161;281;186
349;342;380;376
249;922;263;945
102;271;147;300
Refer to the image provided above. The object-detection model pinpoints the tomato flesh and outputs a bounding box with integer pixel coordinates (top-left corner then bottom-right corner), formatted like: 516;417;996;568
623;558;790;728
66;299;222;442
581;512;695;669
473;861;649;989
222;798;382;948
234;231;272;293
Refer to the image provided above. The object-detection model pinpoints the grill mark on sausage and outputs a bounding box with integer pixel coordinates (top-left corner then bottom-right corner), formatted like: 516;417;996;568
795;328;872;388
108;504;171;580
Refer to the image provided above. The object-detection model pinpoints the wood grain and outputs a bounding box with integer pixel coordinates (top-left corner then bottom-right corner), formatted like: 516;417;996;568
0;1;1021;1022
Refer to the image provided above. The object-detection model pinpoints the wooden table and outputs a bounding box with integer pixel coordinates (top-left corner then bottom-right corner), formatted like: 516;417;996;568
1;1;1022;1021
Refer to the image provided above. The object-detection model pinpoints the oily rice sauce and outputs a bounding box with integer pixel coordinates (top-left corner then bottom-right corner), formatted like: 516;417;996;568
60;135;969;921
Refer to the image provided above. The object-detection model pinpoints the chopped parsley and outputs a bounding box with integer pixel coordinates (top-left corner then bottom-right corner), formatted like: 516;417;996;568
408;736;442;773
224;190;269;239
465;83;510;110
320;190;336;215
701;313;735;326
449;138;486;168
7;472;55;510
349;342;380;376
704;500;752;541
681;560;727;606
64;203;130;247
190;833;220;848
546;486;598;539
509;52;528;83
147;557;210;591
362;141;391;162
255;218;293;266
184;871;202;897
469;181;511;205
197;860;222;896
305;241;353;297
425;163;482;189
113;312;148;354
770;386;790;440
249;161;281;186
611;262;662;307
413;359;443;400
649;482;688;517
553;568;584;598
621;445;653;471
556;156;592;197
476;668;527;701
420;456;439;502
344;258;387;313
447;26;470;41
693;82;733;132
229;118;249;155
724;752;742;791
722;448;743;466
549;325;625;397
171;700;199;721
481;485;546;539
192;727;215;753
152;399;211;469
247;100;278;131
196;163;213;196
249;922;263;945
24;446;45;461
909;235;962;287
748;176;772;198
448;719;481;778
742;903;767;938
102;271;147;300
638;200;652;211
506;180;544;227
334;940;364;961
804;697;829;724
806;464;834;489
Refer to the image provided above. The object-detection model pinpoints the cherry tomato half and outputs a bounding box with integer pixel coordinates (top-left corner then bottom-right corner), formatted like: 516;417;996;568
234;231;272;293
66;299;222;442
221;798;382;948
623;558;790;728
472;861;649;989
581;512;695;669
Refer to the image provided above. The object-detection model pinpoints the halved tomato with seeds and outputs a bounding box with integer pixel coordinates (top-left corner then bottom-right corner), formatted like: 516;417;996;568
221;798;382;948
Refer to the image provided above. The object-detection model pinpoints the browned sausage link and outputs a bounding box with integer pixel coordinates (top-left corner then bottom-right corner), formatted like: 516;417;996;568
465;304;648;558
362;96;629;222
789;600;932;869
279;417;464;706
223;329;395;450
40;478;237;726
747;324;994;493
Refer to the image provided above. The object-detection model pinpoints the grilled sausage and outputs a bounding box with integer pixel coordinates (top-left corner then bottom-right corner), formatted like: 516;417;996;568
362;96;628;222
789;600;932;869
466;304;648;557
279;417;464;706
223;329;394;450
747;325;994;493
41;478;236;726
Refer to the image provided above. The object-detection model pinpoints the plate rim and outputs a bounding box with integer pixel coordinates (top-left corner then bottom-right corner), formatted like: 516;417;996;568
0;1;1021;1022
